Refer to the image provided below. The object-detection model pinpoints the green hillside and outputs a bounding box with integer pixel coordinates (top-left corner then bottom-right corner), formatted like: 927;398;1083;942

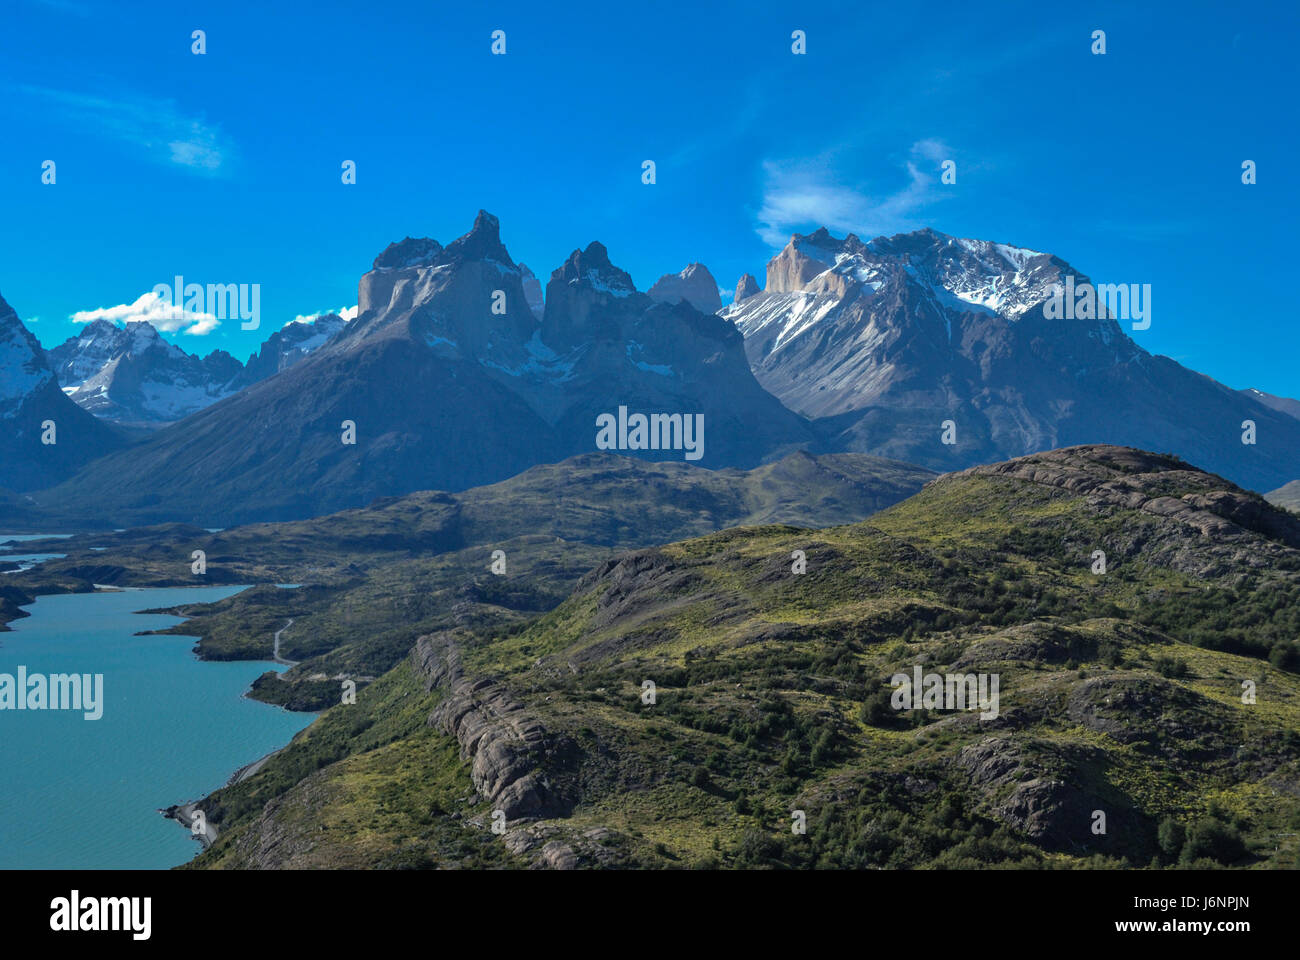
184;446;1300;869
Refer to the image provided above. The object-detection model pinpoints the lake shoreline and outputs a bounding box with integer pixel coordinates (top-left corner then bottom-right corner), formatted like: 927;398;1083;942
0;582;314;869
159;741;296;862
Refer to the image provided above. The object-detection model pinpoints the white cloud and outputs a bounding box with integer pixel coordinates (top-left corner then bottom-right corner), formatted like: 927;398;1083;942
755;140;952;247
183;316;221;336
285;305;358;327
71;291;218;335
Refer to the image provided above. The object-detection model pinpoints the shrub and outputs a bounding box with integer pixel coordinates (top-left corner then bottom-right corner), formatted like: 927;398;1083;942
1180;818;1246;865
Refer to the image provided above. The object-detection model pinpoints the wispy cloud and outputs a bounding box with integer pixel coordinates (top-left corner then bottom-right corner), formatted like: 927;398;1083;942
72;292;219;335
755;140;953;247
14;84;232;174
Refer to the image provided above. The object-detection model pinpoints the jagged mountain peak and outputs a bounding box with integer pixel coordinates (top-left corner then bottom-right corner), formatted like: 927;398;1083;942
48;317;240;426
767;224;1061;310
734;273;760;304
357;212;523;320
440;209;515;268
0;291;125;488
551;241;638;298
0;290;53;405
372;236;443;271
727;225;1300;492
647;262;721;314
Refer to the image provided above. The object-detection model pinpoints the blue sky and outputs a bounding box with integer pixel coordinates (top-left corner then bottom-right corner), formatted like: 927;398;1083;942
2;0;1296;397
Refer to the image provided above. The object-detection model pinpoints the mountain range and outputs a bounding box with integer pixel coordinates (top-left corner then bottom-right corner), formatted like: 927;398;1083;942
47;312;348;428
24;212;811;525
4;214;1299;526
724;227;1300;493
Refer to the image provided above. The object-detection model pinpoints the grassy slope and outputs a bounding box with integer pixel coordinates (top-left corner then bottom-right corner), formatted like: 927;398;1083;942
187;446;1300;869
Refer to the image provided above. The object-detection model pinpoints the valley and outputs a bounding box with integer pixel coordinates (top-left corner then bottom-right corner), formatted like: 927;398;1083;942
2;212;1298;873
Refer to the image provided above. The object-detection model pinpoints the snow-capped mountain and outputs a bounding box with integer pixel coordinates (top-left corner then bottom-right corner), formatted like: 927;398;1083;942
724;227;1300;493
0;293;125;490
51;311;354;425
48;319;242;426
230;312;349;389
40;212;812;525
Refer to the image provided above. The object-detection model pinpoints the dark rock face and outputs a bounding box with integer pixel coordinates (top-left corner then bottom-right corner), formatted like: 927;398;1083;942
371;236;443;270
725;227;1300;493
955;736;1149;853
0;292;126;489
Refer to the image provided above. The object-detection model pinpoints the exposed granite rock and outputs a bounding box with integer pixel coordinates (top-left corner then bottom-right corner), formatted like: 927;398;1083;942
413;632;573;819
499;820;622;869
946;445;1300;576
955;737;1103;850
647;262;722;313
734;273;760;303
518;262;545;320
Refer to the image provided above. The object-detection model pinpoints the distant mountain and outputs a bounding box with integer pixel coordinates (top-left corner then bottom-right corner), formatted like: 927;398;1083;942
1268;480;1300;512
229;313;349;389
724;227;1300;493
35;212;813;525
734;273;760;303
0;293;126;490
48;318;242;426
647;262;721;313
50;313;352;425
1241;387;1300;422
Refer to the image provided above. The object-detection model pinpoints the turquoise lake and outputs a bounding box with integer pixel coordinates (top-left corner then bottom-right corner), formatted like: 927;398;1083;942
0;585;315;869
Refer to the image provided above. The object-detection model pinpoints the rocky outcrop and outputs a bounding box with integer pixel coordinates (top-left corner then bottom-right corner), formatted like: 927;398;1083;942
518;263;544;320
647;262;722;313
501;822;623;869
957;445;1300;556
955;737;1111;851
734;273;760;303
413;632;573;819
